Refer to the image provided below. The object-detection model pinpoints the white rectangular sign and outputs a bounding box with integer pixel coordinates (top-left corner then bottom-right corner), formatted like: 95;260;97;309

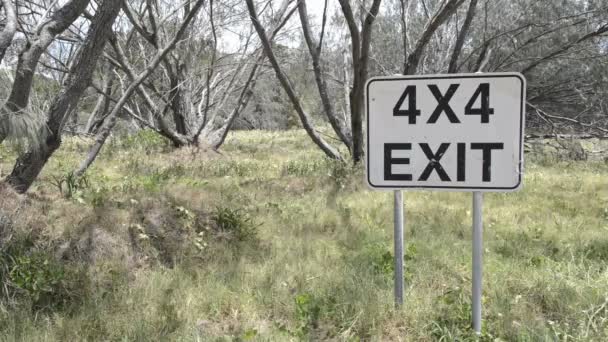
366;72;525;191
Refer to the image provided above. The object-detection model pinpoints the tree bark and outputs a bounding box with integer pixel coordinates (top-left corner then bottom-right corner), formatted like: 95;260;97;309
399;0;409;74
85;64;115;134
246;0;343;161
448;0;477;73
205;60;258;149
298;0;352;151
167;62;190;136
338;0;382;164
0;0;91;144
5;0;121;193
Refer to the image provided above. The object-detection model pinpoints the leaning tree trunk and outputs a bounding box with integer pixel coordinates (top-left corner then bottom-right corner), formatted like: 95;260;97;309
338;0;382;164
404;0;466;74
201;60;258;149
167;2;196;139
448;0;478;73
298;0;352;151
167;61;190;137
0;0;91;144
246;0;343;161
5;0;121;193
85;63;115;134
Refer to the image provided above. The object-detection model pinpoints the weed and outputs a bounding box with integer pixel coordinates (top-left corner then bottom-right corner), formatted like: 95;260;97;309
211;206;259;243
49;172;90;199
87;186;110;207
2;249;86;312
293;293;322;338
429;286;494;341
362;242;417;281
327;159;351;188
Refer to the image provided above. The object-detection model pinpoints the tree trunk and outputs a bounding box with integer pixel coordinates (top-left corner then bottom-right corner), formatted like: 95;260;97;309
399;0;409;75
167;61;190;136
206;63;259;149
298;0;352;150
0;0;91;144
5;0;121;193
448;0;478;73
85;64;115;134
194;1;291;149
246;0;343;161
338;0;382;164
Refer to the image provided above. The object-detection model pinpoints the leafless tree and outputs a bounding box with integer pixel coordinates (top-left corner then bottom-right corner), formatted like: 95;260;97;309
75;0;208;176
0;0;91;144
4;0;123;193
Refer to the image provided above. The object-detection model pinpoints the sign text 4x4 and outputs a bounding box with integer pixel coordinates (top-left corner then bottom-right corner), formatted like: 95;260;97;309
365;73;526;192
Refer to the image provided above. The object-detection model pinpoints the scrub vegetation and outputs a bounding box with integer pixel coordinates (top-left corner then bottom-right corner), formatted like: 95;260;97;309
1;130;607;341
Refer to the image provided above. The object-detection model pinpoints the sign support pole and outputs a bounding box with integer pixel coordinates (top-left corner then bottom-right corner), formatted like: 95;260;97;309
394;190;404;307
472;191;483;334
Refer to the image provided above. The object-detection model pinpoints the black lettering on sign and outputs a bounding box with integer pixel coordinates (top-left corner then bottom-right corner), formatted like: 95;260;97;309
457;143;466;181
465;83;494;123
393;85;421;124
427;84;460;124
418;143;451;181
471;143;504;182
384;143;412;181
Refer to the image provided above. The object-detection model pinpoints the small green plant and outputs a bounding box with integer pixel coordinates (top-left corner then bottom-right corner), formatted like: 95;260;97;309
5;251;84;311
327;159;351;188
87;186;110;207
9;253;63;302
372;250;394;276
429;286;494;341
366;243;417;279
50;172;90;199
293;293;322;338
141;168;173;191
211;206;259;242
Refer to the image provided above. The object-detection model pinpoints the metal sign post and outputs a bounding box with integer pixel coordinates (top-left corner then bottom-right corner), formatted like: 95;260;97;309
365;72;526;329
472;191;483;334
394;190;404;307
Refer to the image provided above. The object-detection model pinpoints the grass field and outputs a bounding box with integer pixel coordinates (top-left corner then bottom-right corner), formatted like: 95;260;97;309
0;130;607;341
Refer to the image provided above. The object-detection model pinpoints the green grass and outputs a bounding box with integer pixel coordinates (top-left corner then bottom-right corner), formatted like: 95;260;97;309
1;130;607;341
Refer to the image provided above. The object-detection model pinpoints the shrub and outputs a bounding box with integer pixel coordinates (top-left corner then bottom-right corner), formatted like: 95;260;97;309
1;247;87;312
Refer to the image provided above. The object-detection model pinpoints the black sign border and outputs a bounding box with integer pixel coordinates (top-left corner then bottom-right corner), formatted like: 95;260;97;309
365;73;526;191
